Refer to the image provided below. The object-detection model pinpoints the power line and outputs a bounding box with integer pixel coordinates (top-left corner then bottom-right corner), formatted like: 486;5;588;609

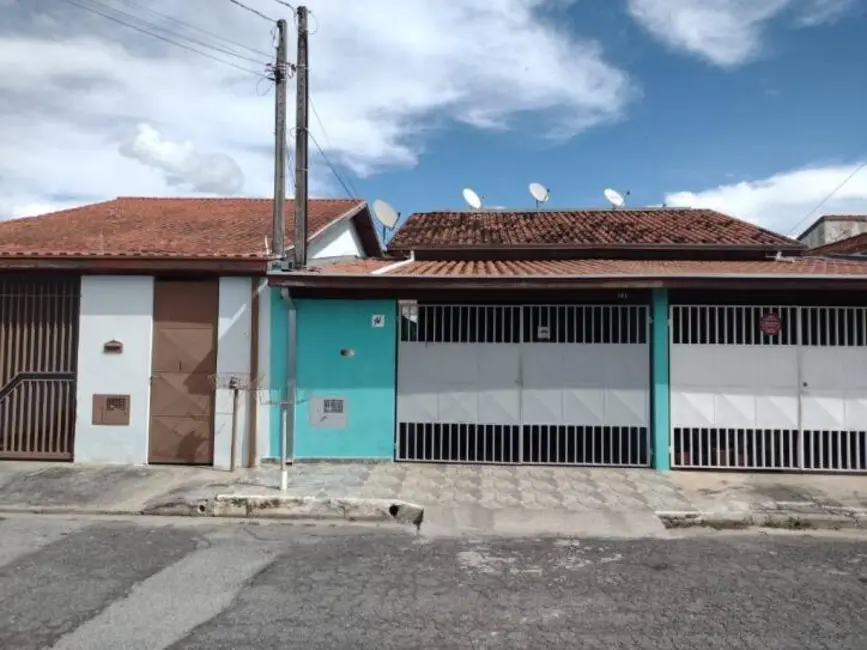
91;0;268;66
788;161;867;237
227;0;275;22
59;0;269;77
309;97;332;150
114;0;273;59
308;97;361;197
270;0;296;10
309;131;358;198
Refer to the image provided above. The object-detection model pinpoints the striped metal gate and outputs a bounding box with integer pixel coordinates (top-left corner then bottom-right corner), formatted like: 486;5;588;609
396;303;651;466
670;304;867;472
0;275;80;460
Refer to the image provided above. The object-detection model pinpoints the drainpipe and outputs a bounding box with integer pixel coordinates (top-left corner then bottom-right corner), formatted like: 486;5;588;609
372;250;415;275
280;287;297;492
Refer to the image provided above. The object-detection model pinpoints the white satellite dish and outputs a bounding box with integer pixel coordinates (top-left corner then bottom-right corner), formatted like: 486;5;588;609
529;182;550;207
604;188;626;209
462;187;483;210
372;199;399;228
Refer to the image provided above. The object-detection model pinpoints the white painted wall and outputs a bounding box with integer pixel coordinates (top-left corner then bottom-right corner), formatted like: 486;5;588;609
74;276;154;465
214;277;254;470
308;219;365;260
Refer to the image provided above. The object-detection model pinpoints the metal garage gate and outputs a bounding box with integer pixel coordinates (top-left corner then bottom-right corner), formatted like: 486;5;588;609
396;303;651;466
0;275;80;460
670;304;867;472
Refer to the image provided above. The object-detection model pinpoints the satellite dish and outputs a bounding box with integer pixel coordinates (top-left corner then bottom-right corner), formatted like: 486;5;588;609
462;187;483;210
372;199;399;228
529;182;550;206
604;188;626;209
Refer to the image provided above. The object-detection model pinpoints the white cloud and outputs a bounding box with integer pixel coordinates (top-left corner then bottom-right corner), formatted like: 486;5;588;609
627;0;855;67
119;124;244;194
0;0;635;219
664;162;867;236
797;0;857;25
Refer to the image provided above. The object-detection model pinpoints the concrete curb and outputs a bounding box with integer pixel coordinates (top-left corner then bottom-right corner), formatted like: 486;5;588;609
656;510;867;531
0;495;426;529
140;494;426;528
0;506;146;517
211;495;425;528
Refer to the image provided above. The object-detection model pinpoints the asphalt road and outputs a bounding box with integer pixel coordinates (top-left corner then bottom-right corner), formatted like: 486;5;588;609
0;515;866;649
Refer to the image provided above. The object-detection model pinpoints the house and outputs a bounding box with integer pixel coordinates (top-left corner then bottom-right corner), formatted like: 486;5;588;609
798;214;867;249
806;230;867;256
269;207;867;473
0;197;382;467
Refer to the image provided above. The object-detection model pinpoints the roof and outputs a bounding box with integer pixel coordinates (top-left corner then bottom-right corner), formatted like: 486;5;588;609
809;231;867;256
797;214;867;241
311;256;867;278
387;208;801;251
0;197;380;260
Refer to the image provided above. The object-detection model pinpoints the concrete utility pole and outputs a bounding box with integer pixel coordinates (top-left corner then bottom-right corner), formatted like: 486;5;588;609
292;5;309;270
272;18;289;264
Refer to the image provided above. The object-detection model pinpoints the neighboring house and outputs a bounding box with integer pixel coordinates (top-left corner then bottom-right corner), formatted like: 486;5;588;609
0;197;381;468
807;231;867;256
798;214;867;249
270;207;867;474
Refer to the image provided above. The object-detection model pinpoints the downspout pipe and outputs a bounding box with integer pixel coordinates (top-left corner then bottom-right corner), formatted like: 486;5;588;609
279;286;297;491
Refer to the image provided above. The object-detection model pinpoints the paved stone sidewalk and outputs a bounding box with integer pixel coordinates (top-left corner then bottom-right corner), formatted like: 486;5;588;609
668;471;867;516
1;460;865;533
225;463;697;513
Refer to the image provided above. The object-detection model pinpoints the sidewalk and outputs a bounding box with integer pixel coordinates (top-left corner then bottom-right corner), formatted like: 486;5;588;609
0;460;864;535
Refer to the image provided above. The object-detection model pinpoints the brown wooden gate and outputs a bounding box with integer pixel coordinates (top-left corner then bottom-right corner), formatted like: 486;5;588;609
0;274;80;460
148;279;218;465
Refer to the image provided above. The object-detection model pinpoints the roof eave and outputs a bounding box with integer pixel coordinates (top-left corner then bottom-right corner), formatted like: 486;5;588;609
268;271;867;291
0;255;269;275
387;242;806;255
283;201;382;259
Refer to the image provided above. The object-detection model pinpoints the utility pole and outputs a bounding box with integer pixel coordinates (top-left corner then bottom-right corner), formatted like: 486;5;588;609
272;18;289;265
292;5;309;270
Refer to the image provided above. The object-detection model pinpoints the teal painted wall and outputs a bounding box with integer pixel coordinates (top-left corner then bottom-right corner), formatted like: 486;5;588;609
269;288;289;458
651;288;671;471
293;299;397;459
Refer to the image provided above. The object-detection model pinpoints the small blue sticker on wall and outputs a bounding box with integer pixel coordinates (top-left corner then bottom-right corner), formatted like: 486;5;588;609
371;314;385;328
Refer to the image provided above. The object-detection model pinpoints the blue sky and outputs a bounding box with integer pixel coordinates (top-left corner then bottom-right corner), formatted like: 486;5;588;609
355;0;867;236
2;0;866;237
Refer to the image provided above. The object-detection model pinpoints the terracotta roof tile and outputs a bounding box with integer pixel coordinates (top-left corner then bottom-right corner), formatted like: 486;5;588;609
0;197;366;259
313;257;867;277
809;232;867;256
311;258;401;274
388;208;799;250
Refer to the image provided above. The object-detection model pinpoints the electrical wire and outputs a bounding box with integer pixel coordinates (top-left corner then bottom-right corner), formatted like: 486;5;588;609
227;0;276;22
76;0;271;68
309;131;358;198
308;97;361;198
92;0;267;66
270;0;296;10
59;0;269;77
788;161;867;237
114;0;273;59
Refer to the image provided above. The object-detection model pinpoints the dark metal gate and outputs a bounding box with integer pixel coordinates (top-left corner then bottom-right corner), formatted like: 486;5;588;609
148;279;218;465
0;275;80;460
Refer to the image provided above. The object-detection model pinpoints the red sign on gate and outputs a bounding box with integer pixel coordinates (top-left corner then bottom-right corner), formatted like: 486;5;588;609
760;312;782;336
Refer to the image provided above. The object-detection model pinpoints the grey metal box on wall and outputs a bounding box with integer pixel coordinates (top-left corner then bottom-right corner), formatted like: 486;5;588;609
309;396;348;428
